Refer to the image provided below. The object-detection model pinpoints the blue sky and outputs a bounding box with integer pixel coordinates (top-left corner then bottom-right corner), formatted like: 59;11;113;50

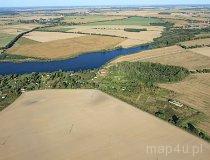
0;0;209;7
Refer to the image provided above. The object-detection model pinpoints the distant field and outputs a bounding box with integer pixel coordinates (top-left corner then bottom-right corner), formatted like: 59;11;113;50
111;46;210;70
103;10;209;28
159;73;210;134
0;24;40;35
180;38;210;48
86;16;163;26
0;89;209;160
70;25;163;47
190;47;210;57
0;32;15;48
8;35;124;59
23;31;85;42
64;15;127;24
37;26;74;32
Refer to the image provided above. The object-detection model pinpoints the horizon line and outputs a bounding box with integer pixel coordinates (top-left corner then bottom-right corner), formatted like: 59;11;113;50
1;4;210;8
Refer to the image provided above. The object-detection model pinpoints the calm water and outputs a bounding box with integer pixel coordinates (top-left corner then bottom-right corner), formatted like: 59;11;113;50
0;45;149;75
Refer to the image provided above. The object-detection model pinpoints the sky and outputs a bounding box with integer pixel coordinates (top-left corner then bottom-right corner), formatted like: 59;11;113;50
0;0;210;7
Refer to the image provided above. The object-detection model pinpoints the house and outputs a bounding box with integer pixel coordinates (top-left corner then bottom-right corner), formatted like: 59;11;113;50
168;99;183;107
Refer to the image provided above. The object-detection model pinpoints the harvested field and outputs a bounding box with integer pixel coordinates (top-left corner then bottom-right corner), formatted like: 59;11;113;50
0;24;40;35
70;25;163;47
159;73;210;114
23;31;85;42
159;73;210;134
8;35;124;59
180;38;210;48
110;46;210;70
190;47;210;57
0;89;209;160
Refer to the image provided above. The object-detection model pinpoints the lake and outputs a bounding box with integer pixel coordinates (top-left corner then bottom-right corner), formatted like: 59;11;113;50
0;45;149;75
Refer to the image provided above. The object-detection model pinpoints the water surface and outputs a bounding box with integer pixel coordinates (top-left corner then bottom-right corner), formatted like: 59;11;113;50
0;45;149;75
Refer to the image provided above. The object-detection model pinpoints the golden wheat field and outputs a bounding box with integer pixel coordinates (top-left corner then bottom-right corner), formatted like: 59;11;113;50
8;35;124;59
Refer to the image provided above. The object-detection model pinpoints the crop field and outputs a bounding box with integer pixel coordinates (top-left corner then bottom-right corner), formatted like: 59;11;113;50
23;31;85;42
69;25;163;47
190;47;210;57
0;24;40;35
110;45;210;70
180;38;210;48
85;16;164;26
64;15;127;24
0;89;209;160
159;73;210;134
8;35;124;59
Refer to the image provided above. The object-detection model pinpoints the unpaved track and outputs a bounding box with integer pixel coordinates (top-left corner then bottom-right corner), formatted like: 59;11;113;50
0;89;209;160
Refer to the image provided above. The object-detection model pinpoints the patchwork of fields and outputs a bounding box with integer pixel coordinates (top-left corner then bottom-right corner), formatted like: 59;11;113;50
159;73;210;135
111;45;210;70
1;7;210;158
69;25;163;47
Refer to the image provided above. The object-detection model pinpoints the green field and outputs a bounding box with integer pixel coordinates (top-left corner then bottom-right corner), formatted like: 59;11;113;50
86;16;163;26
0;32;15;48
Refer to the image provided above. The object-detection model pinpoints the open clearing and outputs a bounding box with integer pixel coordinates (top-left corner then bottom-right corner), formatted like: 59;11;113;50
190;47;210;57
23;31;85;42
159;73;210;134
8;35;124;59
70;25;163;47
0;89;209;160
110;45;210;70
180;38;210;48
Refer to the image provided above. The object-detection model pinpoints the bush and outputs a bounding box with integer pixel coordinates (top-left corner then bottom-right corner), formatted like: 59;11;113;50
124;28;147;32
